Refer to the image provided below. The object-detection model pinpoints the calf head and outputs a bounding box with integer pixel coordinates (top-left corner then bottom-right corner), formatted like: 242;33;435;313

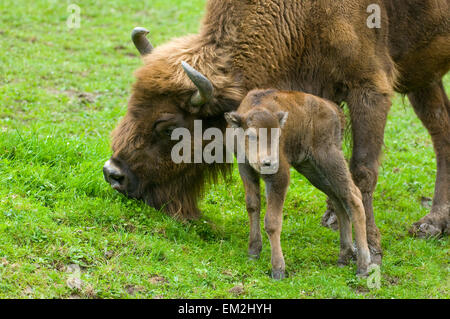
224;93;288;174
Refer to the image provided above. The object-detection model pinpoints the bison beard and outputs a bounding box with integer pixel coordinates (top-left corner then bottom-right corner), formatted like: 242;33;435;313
142;162;230;220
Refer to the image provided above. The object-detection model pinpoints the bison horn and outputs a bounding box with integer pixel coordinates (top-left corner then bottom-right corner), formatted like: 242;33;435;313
181;61;214;107
132;27;153;55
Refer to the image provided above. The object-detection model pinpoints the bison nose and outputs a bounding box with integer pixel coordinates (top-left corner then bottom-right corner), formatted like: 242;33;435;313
103;160;126;190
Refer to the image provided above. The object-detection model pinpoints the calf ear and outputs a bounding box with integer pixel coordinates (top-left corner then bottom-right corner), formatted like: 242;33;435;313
224;112;242;128
277;111;289;128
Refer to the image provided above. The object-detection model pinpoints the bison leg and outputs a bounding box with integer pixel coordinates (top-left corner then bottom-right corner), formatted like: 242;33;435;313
262;167;290;280
238;163;263;259
407;80;450;238
347;88;392;266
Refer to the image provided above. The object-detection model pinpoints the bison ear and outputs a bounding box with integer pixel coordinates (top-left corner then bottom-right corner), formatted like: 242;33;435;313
181;61;214;109
277;111;289;128
224;112;242;128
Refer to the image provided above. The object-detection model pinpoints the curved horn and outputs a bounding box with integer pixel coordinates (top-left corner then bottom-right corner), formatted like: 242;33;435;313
131;27;153;55
181;61;214;106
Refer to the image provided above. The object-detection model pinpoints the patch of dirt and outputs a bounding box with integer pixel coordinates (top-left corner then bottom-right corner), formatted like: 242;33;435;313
66;276;84;291
154;227;167;237
299;290;314;297
47;88;99;104
53;261;66;272
355;285;370;294
114;45;126;51
66;264;81;274
10;263;19;270
125;284;145;296
1;258;9;266
149;275;168;285
104;250;115;259
23;286;33;296
66;263;85;291
221;270;234;277
83;284;97;298
228;284;244;296
386;275;400;286
123;223;136;233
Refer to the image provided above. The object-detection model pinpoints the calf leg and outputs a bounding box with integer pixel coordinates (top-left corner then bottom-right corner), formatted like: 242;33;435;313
298;146;371;275
238;163;263;258
407;81;450;238
332;199;356;266
346;183;371;275
262;167;290;280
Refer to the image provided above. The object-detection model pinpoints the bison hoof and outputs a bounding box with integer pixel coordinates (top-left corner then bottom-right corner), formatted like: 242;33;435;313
356;267;369;278
248;245;262;260
271;270;285;280
321;209;339;231
369;248;382;266
409;208;449;239
338;249;356;267
410;222;442;238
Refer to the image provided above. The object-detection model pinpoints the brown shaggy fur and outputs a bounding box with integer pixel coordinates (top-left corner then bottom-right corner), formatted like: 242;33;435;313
108;0;450;260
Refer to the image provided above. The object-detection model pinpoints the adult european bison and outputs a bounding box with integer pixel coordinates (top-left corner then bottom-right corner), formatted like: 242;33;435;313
103;0;450;265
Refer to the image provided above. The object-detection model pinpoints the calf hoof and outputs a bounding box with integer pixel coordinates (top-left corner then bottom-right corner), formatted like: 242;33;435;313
271;270;285;280
321;209;339;231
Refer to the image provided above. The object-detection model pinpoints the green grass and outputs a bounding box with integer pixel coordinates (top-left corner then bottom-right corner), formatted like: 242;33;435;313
0;0;448;299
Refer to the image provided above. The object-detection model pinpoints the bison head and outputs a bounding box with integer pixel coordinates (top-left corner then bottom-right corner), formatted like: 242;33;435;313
103;28;241;219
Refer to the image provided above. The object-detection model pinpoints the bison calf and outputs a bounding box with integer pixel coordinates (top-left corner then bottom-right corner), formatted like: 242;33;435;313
225;89;371;279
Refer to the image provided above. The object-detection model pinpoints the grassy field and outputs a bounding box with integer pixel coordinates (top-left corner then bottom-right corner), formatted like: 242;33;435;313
0;0;448;299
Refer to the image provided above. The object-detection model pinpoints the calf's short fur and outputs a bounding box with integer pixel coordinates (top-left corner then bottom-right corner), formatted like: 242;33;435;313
225;89;371;278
